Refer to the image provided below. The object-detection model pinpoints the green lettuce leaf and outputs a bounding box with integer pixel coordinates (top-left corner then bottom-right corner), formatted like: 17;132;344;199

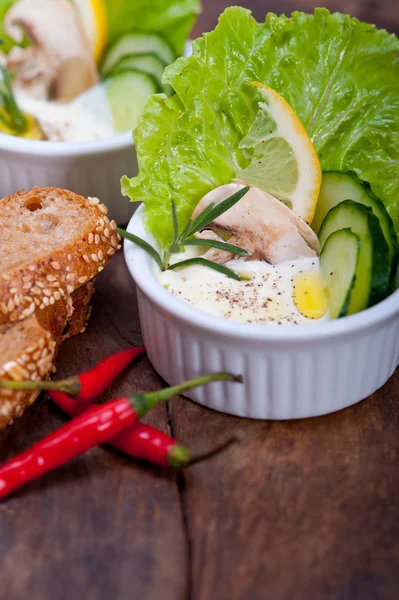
104;0;201;56
122;7;399;247
0;0;28;53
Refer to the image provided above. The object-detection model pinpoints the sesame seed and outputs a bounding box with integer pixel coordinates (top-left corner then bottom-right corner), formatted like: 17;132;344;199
13;294;20;306
29;265;37;272
66;285;74;294
94;234;100;245
46;274;57;282
0;304;7;314
98;266;104;272
91;253;99;262
78;276;86;284
88;233;94;244
98;250;103;260
36;281;45;288
107;248;115;256
54;291;61;300
9;287;17;294
43;289;52;297
51;262;60;270
67;254;72;260
7;299;15;312
49;297;55;305
117;245;122;251
110;220;116;230
83;255;90;264
99;218;105;226
99;204;108;214
66;273;75;281
104;228;110;238
23;282;32;290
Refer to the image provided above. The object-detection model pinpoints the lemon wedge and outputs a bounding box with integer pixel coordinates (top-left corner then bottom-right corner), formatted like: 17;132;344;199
72;0;108;64
238;82;321;224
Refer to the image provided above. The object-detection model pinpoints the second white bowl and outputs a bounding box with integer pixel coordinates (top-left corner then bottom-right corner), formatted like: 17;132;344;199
0;132;136;224
125;205;399;420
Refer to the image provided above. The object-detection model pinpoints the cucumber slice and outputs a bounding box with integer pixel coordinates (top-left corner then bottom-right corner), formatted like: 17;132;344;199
105;71;157;133
111;54;165;89
101;33;175;76
319;200;391;313
320;229;360;319
313;171;398;270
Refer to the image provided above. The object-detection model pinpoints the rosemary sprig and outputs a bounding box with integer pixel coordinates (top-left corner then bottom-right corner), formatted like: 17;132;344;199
116;228;163;270
186;186;250;236
118;186;251;280
182;238;250;256
0;65;28;134
167;258;241;281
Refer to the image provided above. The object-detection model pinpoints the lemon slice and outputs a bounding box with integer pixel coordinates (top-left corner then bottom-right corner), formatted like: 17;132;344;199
238;82;321;224
72;0;108;64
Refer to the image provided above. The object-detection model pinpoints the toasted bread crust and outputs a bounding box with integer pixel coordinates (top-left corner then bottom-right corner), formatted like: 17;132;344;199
0;283;94;429
0;188;120;324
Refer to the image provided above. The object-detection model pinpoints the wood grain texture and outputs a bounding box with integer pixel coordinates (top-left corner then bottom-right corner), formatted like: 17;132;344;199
170;372;399;600
0;253;187;600
193;0;399;37
0;1;399;598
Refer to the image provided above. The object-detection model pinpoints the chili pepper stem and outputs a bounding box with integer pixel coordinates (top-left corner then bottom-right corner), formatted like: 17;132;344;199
130;372;243;418
168;436;237;469
0;377;81;396
0;347;146;400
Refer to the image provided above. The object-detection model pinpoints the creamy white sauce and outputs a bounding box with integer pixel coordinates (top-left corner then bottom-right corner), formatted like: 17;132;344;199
158;251;329;326
15;90;115;142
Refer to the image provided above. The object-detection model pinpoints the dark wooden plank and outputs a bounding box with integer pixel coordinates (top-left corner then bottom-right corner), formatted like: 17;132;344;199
0;252;187;600
169;368;399;600
193;0;399;37
1;1;399;599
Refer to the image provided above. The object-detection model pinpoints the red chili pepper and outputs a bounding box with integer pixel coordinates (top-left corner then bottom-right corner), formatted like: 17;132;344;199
0;372;241;499
0;347;145;398
51;392;191;467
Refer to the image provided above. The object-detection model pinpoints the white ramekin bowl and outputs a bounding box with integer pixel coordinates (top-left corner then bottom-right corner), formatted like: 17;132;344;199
0;131;136;224
124;205;399;420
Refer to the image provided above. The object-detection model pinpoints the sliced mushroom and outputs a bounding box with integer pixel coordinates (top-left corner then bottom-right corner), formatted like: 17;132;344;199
192;181;320;265
5;0;98;101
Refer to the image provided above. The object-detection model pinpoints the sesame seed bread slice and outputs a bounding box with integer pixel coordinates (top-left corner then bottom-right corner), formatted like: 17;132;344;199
0;187;121;324
0;282;94;429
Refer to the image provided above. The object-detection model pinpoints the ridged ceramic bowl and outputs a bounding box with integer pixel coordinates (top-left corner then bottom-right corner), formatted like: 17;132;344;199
125;205;399;420
0;131;136;224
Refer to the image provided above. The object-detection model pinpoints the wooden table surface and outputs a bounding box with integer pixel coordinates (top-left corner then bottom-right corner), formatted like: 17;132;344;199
1;2;399;599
